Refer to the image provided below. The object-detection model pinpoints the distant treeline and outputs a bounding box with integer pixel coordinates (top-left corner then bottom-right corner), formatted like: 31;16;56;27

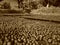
0;0;60;9
43;0;60;7
17;0;60;9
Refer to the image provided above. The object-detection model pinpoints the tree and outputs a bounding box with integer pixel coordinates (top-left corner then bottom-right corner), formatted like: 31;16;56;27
1;2;11;9
29;1;38;9
39;0;47;6
53;0;60;7
45;0;58;7
0;0;3;1
39;0;59;7
17;0;24;8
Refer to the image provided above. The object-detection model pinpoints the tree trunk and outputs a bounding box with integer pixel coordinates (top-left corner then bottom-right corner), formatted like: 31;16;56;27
46;3;49;8
17;0;20;8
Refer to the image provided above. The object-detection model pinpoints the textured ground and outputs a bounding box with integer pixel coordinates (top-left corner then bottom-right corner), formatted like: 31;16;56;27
0;16;60;45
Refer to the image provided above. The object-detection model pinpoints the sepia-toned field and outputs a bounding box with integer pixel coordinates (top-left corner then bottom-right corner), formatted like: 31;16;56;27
0;16;60;45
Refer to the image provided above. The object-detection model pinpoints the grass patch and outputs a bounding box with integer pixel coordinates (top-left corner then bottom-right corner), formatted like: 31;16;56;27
0;16;60;45
31;7;60;15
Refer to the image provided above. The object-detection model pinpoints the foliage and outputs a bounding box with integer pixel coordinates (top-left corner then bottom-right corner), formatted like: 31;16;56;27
45;0;60;7
1;2;11;9
29;1;38;9
0;0;3;1
17;0;24;8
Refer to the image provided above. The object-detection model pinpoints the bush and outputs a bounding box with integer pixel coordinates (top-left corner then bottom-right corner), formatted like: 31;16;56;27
1;2;11;9
30;1;38;9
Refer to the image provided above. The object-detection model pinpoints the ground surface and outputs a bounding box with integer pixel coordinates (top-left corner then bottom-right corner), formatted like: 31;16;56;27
0;16;60;45
31;7;60;15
